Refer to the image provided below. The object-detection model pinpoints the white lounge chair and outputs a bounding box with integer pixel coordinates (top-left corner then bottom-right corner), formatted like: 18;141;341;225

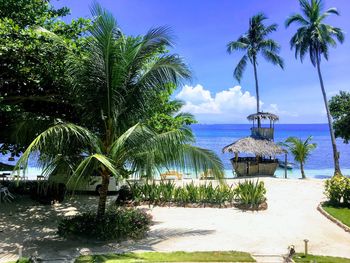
0;186;15;203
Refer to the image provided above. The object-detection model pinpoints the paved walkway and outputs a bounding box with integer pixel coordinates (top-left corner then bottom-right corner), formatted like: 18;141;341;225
0;178;350;261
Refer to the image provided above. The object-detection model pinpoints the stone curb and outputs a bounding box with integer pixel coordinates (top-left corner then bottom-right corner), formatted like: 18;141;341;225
317;202;350;233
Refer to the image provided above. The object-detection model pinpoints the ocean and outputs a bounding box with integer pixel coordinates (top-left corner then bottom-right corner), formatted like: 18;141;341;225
192;124;350;179
1;124;349;179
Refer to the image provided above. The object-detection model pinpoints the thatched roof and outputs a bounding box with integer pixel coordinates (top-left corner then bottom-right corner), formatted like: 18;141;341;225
247;112;279;122
0;162;14;171
222;137;286;156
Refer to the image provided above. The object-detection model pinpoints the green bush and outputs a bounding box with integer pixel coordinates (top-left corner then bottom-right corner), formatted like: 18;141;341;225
57;207;152;241
128;181;236;205
234;180;266;209
325;176;350;207
126;180;266;208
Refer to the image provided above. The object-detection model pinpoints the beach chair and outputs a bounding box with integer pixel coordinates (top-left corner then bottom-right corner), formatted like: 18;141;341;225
0;173;10;181
160;170;183;180
200;169;215;180
0;186;15;203
37;175;45;181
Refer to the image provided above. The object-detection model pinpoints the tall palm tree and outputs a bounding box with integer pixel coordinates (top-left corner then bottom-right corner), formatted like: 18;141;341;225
286;0;344;176
283;136;317;179
227;13;284;123
15;4;224;217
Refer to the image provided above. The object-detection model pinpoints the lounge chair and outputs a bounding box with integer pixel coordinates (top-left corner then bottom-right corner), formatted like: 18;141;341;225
0;186;15;203
160;170;183;180
200;169;215;180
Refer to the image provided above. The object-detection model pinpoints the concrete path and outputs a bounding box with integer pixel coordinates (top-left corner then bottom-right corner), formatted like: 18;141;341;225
0;178;350;261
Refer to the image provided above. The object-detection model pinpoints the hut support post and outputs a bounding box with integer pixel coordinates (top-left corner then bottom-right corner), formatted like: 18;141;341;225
284;153;288;179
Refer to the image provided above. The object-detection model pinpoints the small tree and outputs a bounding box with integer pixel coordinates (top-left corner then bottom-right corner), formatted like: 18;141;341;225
329;91;350;144
283;136;317;179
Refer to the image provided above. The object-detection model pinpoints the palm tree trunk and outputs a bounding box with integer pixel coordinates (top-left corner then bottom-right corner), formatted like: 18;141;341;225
253;57;261;127
300;161;306;179
97;171;110;217
316;57;341;176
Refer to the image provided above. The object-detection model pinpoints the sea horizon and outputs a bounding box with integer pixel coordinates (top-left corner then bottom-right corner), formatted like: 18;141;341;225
1;123;349;179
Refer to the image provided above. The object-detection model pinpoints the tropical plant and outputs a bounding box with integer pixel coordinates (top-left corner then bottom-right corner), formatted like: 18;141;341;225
234;180;266;209
58;207;152;240
15;4;224;217
227;13;284;118
0;0;90;157
325;175;350;207
329;91;350;144
286;0;344;176
282;136;317;179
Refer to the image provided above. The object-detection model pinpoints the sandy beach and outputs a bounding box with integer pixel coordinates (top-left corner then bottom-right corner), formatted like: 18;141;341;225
1;178;350;262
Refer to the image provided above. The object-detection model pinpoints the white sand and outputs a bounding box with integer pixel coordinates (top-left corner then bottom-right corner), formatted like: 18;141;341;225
0;178;350;262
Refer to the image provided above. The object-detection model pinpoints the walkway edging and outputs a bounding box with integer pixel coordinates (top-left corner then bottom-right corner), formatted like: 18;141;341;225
317;202;350;233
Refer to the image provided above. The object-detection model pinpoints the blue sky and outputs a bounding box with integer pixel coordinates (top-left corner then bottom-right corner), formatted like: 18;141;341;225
53;0;350;124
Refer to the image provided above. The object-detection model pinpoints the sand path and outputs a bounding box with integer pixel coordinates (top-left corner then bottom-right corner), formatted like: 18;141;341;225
0;178;349;262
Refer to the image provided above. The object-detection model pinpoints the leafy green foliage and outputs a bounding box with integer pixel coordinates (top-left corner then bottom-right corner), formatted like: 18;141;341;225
146;84;196;133
75;251;256;263
227;13;284;82
329;91;350;143
286;0;344;66
234;180;267;209
126;180;266;208
281;136;316;179
58;207;152;241
0;0;90;155
324;175;350;207
128;181;236;205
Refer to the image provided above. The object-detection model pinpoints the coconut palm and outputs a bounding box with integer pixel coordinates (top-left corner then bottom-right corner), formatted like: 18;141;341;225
286;0;344;176
283;136;317;179
15;4;224;217
227;13;284;121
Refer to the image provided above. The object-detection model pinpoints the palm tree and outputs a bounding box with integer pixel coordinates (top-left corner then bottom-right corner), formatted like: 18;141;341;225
15;4;224;217
283;136;317;179
286;0;344;176
227;13;284;124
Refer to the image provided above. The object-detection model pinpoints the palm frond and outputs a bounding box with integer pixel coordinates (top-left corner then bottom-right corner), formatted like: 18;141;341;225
262;50;284;69
67;153;119;191
14;123;100;175
234;55;248;82
227;40;248;53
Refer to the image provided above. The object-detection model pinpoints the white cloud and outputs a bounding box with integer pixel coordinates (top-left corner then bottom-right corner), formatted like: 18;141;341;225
176;84;294;123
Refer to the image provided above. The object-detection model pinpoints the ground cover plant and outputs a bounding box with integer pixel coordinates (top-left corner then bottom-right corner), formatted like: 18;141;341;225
322;205;350;228
121;180;266;210
293;253;350;263
58;207;152;241
75;251;256;263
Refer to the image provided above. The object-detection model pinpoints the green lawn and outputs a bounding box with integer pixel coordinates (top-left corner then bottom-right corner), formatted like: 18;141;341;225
323;205;350;227
293;253;350;263
75;251;255;262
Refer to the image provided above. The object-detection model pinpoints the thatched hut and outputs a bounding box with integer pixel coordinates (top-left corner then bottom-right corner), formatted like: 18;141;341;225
223;112;285;177
223;137;286;176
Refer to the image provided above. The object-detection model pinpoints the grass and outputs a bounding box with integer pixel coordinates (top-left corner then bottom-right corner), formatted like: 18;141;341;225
293;253;350;263
75;251;255;262
322;205;350;227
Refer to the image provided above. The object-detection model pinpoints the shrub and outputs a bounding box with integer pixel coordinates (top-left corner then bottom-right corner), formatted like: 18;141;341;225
234;180;266;209
57;207;152;241
126;180;266;209
325;175;350;207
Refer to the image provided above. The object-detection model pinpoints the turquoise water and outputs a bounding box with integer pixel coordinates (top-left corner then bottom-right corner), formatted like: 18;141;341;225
1;124;349;179
192;124;350;179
